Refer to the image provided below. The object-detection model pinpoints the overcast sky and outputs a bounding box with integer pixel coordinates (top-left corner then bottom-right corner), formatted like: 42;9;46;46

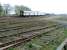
0;0;67;14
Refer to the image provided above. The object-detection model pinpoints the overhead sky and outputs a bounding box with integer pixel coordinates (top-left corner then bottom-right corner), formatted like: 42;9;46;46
0;0;67;14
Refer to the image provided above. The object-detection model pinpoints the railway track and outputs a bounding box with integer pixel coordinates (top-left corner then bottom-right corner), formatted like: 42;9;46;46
0;21;51;30
0;24;57;38
0;20;50;29
0;22;54;37
0;17;41;23
0;24;63;50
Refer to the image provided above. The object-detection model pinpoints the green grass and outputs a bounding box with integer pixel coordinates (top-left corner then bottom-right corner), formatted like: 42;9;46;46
64;29;67;37
7;47;15;50
56;17;67;21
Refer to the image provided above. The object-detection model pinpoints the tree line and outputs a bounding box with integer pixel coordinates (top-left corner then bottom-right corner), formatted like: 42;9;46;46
0;3;31;16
